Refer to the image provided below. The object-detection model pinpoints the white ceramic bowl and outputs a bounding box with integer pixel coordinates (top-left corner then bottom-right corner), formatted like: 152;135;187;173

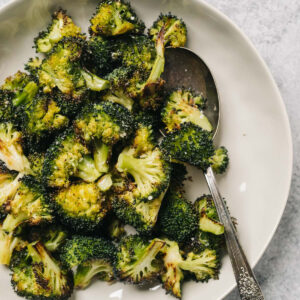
0;0;293;299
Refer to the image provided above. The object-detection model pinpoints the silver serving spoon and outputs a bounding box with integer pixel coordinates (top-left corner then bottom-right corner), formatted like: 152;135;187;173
163;47;264;300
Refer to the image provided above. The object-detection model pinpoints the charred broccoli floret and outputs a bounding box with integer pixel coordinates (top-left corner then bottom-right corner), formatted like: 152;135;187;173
27;152;45;178
180;248;220;282
11;242;73;300
51;181;109;233
209;146;229;174
89;0;145;36
1;71;38;108
161;123;214;171
115;235;165;284
42;129;88;188
194;195;224;235
160;239;184;299
2;176;53;233
0;122;31;173
0;91;14;122
0;225;27;265
34;8;83;53
74;101;134;144
162;89;212;132
158;190;197;243
24;57;43;77
59;235;116;289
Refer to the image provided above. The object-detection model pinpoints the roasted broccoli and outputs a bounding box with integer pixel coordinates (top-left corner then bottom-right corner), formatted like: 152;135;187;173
74;101;134;144
2;176;53;233
97;173;113;192
60;235;116;289
34;8;83;53
194;195;224;235
115;235;165;284
89;0;145;36
0;91;15;122
0;122;32;173
51;181;109;233
27;152;45;178
0;225;27;265
209;146;229;174
41;226;68;252
11;242;74;300
42;129;89;188
24;57;43;77
161;89;212;132
161;122;215;171
106;215;126;241
158;189;197;243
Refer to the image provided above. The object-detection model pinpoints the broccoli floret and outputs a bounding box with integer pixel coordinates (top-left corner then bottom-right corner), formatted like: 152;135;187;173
74;101;134;144
75;155;102;182
160;239;184;299
192;231;224;253
161;123;215;171
105;215;125;241
194;195;224;235
24;57;43;77
51;181;109;233
59;235;115;289
0;225;27;265
11;242;73;300
115;235;165;284
20;93;69;144
38;37;109;96
42;129;89;188
112;183;167;234
0;122;32;173
97;173;113;192
89;0;145;36
34;8;83;53
102;89;135;111
27;152;45;178
0;91;14;122
2;176;53;233
157;190;197;243
1;71;38;107
93;140;111;173
43;227;68;253
0;162;21;218
209;146;229;174
162;89;212;132
180;248;220;282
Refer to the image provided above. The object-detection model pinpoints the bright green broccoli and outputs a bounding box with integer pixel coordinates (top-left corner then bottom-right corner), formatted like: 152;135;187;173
161;122;215;171
59;235;116;289
209;146;229;174
34;8;83;53
11;242;74;300
2;176;53;233
0;122;32;173
115;235;165;284
161;89;211;132
51;181;109;233
42;129;89;188
89;0;145;36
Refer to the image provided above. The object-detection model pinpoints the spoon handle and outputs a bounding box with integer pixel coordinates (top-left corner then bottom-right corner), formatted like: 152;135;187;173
204;166;264;300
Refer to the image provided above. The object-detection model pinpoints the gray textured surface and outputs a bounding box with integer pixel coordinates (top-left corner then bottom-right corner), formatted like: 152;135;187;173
0;0;299;299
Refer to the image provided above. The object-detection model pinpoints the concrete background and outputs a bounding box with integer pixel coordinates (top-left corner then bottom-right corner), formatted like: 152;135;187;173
0;0;299;299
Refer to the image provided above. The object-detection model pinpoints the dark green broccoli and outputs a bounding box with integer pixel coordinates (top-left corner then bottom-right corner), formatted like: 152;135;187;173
89;0;145;36
74;101;134;144
51;181;109;233
160;239;184;298
0;161;21;218
160;122;215;171
194;195;224;235
115;235;165;284
161;89;211;132
1;71;38;107
34;8;84;53
0;91;14;122
180;248;220;282
24;57;43;77
10;242;73;300
0;122;32;173
2;176;53;233
157;189;197;243
38;37;109;97
0;225;27;265
209;146;229;174
106;215;125;241
27;152;45;178
42;129;89;188
59;235;116;289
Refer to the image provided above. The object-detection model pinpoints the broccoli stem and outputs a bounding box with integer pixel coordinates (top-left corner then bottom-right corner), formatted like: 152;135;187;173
76;155;101;182
103;92;134;111
44;231;67;252
12;81;38;107
2;213;28;233
93;141;110;173
0;230;21;265
81;69;110;91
